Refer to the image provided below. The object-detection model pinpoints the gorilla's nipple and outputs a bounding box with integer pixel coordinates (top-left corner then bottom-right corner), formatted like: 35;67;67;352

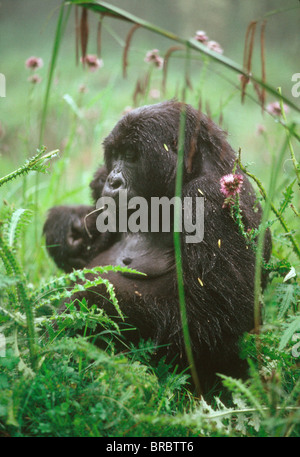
122;257;132;266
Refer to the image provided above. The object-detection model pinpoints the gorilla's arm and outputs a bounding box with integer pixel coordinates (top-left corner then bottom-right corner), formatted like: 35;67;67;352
43;166;112;272
43;204;113;272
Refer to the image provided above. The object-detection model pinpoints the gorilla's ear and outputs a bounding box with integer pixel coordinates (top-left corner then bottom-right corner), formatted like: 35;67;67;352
169;104;203;180
90;166;108;202
183;107;235;179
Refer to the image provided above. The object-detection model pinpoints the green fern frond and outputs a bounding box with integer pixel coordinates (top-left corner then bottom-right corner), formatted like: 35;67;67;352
32;265;145;320
276;283;299;319
219;373;267;419
278;180;296;216
0;235;37;370
3;208;33;250
0;147;59;187
279;313;300;351
0;273;19;289
0;304;27;328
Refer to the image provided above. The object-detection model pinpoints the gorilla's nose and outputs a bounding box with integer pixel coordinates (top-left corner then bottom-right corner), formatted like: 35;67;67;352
108;171;125;189
103;171;125;197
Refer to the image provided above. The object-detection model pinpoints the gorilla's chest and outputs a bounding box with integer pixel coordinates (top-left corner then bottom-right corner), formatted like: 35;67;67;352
88;233;176;298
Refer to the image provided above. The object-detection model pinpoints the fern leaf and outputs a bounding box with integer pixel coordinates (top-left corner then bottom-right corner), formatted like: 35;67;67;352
6;208;32;249
279;314;300;351
219;374;267;418
0;147;59;187
0;305;27;328
277;283;297;319
32;265;144;319
0;273;19;289
278;180;295;216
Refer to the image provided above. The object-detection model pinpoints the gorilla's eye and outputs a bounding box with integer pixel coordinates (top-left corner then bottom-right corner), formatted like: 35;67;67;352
124;149;137;162
111;150;118;161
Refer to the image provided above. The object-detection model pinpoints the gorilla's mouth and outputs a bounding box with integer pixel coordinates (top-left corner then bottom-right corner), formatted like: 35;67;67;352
93;190;204;243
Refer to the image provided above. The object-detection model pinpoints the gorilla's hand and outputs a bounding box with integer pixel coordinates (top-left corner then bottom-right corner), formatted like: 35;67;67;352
43;205;100;272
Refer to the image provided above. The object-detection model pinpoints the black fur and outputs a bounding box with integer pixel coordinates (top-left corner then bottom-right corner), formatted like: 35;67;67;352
43;101;271;392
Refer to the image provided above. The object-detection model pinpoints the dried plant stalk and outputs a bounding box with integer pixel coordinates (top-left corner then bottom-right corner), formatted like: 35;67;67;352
80;7;89;65
132;71;150;106
162;45;184;93
75;6;79;65
241;21;257;103
123;23;141;78
260;20;267;109
97;14;104;58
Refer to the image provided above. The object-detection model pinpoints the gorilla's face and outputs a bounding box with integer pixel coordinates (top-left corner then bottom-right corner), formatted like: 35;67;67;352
102;143;141;201
102;103;182;203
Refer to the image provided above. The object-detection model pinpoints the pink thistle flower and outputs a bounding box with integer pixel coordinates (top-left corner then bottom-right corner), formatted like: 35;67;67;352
25;56;43;69
194;30;208;43
220;174;243;198
122;106;133;115
149;88;160;99
256;124;266;136
238;74;251;85
81;54;103;72
28;74;42;84
207;40;223;54
144;49;164;69
0;121;5;139
266;101;289;116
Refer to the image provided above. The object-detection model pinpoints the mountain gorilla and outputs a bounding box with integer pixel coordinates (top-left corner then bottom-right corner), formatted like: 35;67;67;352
43;101;271;392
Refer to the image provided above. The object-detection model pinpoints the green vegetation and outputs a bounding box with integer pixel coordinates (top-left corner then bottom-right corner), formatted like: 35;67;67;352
0;1;299;437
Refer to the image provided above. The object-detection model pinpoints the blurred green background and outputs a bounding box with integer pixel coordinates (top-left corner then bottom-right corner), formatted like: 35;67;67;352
0;0;299;278
0;2;299;437
1;0;299;165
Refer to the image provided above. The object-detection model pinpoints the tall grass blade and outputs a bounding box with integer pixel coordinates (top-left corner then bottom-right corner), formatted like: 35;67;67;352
253;136;289;331
173;105;202;397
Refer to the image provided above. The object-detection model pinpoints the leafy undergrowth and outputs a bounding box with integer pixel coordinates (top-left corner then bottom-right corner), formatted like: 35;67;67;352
1;0;300;438
0;183;299;437
0;320;299;437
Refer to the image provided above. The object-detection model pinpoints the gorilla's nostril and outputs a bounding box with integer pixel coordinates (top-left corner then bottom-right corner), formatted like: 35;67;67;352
122;257;132;265
111;178;123;189
72;218;83;232
107;170;125;192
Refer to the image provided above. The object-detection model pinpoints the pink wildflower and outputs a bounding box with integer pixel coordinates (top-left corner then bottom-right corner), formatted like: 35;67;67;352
149;88;160;99
238;74;251;85
122;106;133;115
256;124;266;136
207;40;223;54
267;101;289;116
144;49;164;69
0;121;5;139
81;54;103;72
28;74;42;84
220;174;243;198
25;56;43;69
194;30;208;43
